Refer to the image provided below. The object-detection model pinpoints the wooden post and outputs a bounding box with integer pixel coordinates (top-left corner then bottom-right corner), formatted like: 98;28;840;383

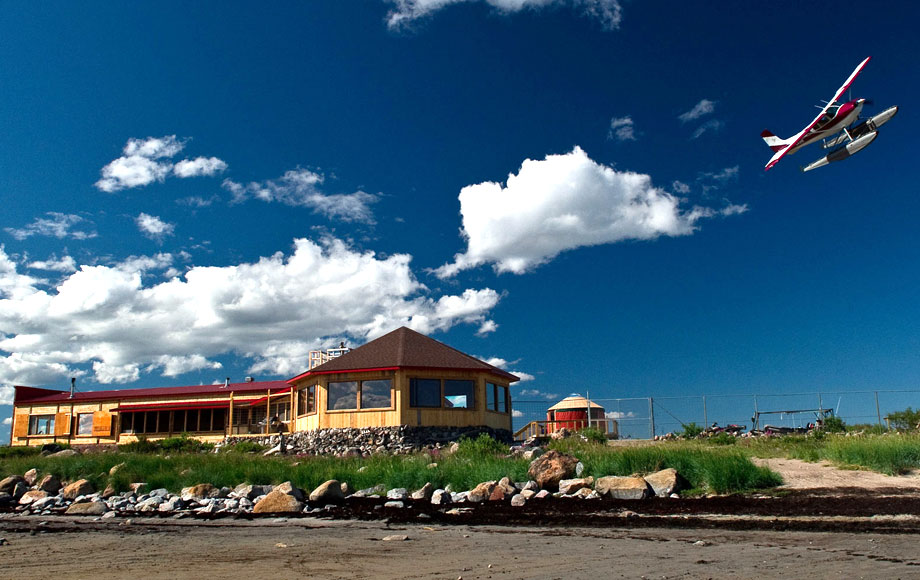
228;391;234;437
264;389;271;435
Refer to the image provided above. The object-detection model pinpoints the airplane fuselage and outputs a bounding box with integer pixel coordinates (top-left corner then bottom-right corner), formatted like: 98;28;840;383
786;98;865;155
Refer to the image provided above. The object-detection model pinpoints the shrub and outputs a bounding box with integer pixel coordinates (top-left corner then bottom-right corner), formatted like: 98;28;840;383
709;432;737;446
679;422;704;439
454;433;506;458
159;434;214;453
577;427;608;444
821;416;846;433
119;435;159;453
222;440;268;454
886;408;920;431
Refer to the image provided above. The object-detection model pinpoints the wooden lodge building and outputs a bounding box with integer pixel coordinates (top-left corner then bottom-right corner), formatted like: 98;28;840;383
9;327;519;447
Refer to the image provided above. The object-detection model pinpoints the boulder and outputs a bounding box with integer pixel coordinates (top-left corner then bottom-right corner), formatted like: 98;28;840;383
109;463;126;476
11;481;29;501
410;482;434;501
510;494;527;507
386;488;409;501
23;468;39;486
497;477;516;499
36;474;62;494
527;450;579;491
558;477;594;495
309;480;344;504
595;476;652;500
253;490;304;513
129;483;148;493
0;475;25;495
101;485;117;499
19;490;49;505
467;481;497;503
273;481;304;502
48;449;78;458
430;489;452;505
65;501;108;516
643;468;685;497
0;493;13;507
62;479;95;500
182;483;217;501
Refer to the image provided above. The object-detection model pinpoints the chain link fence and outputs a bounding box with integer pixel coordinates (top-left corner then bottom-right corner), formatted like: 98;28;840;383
512;389;920;439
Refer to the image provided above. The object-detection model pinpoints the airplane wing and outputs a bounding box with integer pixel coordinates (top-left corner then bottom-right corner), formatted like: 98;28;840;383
764;57;872;171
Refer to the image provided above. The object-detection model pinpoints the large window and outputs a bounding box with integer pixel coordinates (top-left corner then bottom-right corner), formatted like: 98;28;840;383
328;381;358;410
360;379;392;409
410;378;441;407
486;383;509;413
444;380;474;409
298;385;316;416
410;378;477;409
119;409;229;435
28;414;54;435
327;380;393;410
77;413;94;436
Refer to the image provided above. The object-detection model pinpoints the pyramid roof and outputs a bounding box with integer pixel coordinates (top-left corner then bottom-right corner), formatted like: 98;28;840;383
288;327;518;383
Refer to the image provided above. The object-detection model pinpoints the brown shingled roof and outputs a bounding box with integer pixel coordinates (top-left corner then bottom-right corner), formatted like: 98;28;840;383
288;327;518;383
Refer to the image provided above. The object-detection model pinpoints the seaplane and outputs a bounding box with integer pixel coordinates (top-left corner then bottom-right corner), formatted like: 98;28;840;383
762;56;898;172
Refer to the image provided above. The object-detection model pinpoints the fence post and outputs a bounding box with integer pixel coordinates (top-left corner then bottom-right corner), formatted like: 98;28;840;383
649;397;655;439
875;391;882;427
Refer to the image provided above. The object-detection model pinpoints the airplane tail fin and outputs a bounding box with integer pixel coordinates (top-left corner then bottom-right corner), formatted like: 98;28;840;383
760;130;789;153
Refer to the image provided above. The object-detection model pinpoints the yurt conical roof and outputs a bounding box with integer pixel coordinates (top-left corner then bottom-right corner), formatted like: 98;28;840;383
547;395;604;411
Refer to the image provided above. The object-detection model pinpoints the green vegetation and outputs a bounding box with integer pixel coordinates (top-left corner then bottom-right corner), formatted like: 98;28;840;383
821;416;846;433
10;429;920;498
549;437;780;494
678;422;704;439
886;407;920;431
576;427;608;444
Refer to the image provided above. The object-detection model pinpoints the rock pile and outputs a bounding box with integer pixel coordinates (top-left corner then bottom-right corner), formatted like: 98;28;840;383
222;425;512;456
0;450;689;520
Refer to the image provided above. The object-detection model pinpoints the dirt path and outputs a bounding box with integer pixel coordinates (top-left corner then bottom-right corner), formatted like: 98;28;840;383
2;516;920;579
756;457;920;491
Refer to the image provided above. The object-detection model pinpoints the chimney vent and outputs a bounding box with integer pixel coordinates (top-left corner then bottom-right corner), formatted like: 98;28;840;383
69;377;76;399
245;376;254;383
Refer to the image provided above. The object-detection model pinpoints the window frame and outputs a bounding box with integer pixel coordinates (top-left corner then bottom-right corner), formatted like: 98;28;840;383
325;378;396;413
28;414;55;436
358;379;393;410
297;384;317;417
485;382;510;414
76;413;94;436
408;378;482;411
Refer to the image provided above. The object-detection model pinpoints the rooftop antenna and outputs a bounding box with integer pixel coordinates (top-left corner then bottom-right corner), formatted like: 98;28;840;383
69;377;76;399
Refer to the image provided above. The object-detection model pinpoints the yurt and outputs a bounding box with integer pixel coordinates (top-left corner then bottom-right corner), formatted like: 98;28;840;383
546;395;606;433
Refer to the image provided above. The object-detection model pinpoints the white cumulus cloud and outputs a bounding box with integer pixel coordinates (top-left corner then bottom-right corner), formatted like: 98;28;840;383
2;416;10;426
385;0;622;30
5;213;97;241
95;136;227;192
0;238;501;386
223;169;380;224
435;146;739;277
173;157;228;178
27;255;78;273
135;213;176;242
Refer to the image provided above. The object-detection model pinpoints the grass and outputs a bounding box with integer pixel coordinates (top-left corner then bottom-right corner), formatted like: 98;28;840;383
549;438;781;494
8;431;920;496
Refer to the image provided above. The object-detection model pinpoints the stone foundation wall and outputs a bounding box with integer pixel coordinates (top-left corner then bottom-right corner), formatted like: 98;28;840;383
223;425;512;456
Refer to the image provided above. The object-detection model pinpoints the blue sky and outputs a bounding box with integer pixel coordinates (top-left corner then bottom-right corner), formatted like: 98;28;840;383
2;1;918;440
